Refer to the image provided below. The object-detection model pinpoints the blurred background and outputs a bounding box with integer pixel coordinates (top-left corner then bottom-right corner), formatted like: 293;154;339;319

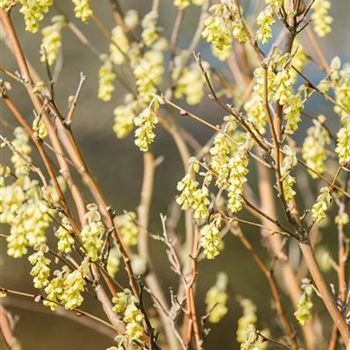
1;0;350;349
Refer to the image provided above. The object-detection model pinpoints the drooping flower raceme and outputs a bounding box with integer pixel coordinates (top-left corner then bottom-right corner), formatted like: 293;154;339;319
40;15;66;66
141;11;160;47
1;128;60;259
177;157;210;220
256;6;275;45
133;50;164;103
302;117;330;177
44;267;68;311
311;0;333;37
55;215;74;254
81;203;105;262
28;244;51;289
32;116;47;139
113;95;143;139
283;93;304;134
236;298;268;350
227;133;251;213
280;145;297;204
266;0;283;12
124;9;139;30
202;1;247;60
107;247;121;278
61;268;86;310
116;212;138;247
110;26;130;66
209;132;232;189
312;187;332;223
18;0;53;33
72;0;93;22
0;0;11;10
205;272;228;323
200;215;224;260
112;289;145;348
134;106;158;152
294;279;314;326
174;62;206;105
98;57;116;102
335;123;350;165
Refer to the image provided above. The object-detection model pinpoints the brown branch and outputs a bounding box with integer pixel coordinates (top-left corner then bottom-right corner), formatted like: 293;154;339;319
2;297;116;339
137;152;180;350
0;306;21;350
230;222;299;349
0;287;116;332
299;241;350;344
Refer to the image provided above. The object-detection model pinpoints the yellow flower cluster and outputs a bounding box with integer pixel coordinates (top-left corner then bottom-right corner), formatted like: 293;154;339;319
335;212;349;226
32;116;47;139
256;7;275;44
44;267;68;311
55;215;74;253
202;1;247;61
174;62;206;105
134;105;159;152
241;324;268;350
141;11;160;47
107;247;121;278
200;216;224;259
237;298;257;343
294;279;313;325
28;244;51;289
124;9;139;31
112;289;145;348
43;264;86;311
210;132;232;189
133;50;164;103
236;298;267;350
1;128;59;258
98;58;116;102
40;15;66;66
72;0;93;23
81;203;105;262
0;0;11;10
329;57;350;122
110;26;130;66
116;212;138;247
61;268;86;310
113;94;142;139
247;48;306;135
18;0;53;33
280;145;297;203
244;90;268;135
177;157;210;220
336;124;350;165
283;93;304;134
312;186;332;222
266;0;283;12
311;0;333;37
315;246;332;272
227;133;251;213
9;127;32;176
302;117;330;178
205;272;228;323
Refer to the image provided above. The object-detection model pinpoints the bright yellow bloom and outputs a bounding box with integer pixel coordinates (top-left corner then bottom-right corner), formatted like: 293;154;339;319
72;0;93;22
98;58;116;102
311;0;332;37
40;15;66;66
205;273;228;323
